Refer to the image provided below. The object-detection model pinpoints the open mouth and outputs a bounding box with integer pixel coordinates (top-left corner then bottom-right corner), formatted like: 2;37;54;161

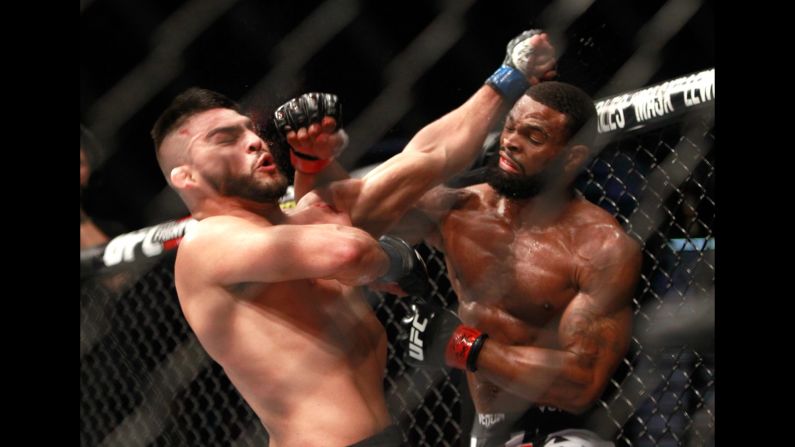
256;154;276;172
498;152;521;174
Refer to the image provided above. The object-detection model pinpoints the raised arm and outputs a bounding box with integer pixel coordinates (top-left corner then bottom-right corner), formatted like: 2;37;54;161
275;30;557;236
271;93;351;200
346;86;505;234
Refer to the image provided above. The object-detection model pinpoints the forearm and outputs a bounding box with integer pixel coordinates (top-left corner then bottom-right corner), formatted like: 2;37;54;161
294;160;350;201
323;226;391;285
402;85;507;181
475;341;598;413
348;86;509;234
274;93;349;200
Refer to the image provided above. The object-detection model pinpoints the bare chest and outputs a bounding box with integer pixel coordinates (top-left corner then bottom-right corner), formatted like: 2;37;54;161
246;280;385;356
440;209;580;327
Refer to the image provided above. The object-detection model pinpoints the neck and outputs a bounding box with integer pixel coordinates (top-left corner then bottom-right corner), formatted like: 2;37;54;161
490;185;574;225
191;195;285;222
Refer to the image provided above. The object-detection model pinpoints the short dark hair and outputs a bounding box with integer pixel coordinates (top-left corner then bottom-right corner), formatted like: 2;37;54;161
527;81;597;147
151;87;242;151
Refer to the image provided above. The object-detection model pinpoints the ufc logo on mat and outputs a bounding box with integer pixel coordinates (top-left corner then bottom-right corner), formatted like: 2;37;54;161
408;312;428;361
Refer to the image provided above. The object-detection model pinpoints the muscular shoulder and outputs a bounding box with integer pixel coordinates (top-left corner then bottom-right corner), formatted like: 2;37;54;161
418;183;481;213
176;216;267;275
181;215;255;246
569;200;642;279
463;183;493;206
562;201;642;316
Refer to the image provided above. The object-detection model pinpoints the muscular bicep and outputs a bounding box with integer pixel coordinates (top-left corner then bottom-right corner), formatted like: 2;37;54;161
293;161;351;201
178;217;385;286
558;295;633;386
559;232;642;393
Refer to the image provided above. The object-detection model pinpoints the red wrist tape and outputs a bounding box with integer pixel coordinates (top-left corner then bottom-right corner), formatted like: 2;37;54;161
445;325;484;370
290;149;332;174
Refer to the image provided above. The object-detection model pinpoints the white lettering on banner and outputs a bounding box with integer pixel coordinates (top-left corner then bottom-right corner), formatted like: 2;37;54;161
152;222;183;242
142;226;164;257
633;86;674;122
409;334;424;360
408;315;428;361
598;106;625;133
683;74;699;106
151;218;195;242
684;70;715;107
103;230;147;266
596;95;630;133
101;219;198;267
595;69;714;134
143;219;194;256
702;71;715;102
478;413;506;429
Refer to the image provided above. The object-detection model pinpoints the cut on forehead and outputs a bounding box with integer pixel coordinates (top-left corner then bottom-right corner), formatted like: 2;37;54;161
151;87;242;149
157;108;254;181
163;107;250;148
171;107;249;137
152;87;243;183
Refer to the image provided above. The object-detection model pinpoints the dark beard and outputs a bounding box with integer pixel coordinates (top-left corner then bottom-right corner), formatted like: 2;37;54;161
485;161;551;199
209;170;289;203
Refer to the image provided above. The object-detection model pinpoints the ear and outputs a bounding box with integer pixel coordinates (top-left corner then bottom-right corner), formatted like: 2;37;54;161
170;166;196;190
564;144;589;174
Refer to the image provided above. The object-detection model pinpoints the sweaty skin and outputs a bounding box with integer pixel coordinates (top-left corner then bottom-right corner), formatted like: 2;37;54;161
438;184;638;413
408;95;642;416
176;203;393;446
165;82;519;446
162;32;558;445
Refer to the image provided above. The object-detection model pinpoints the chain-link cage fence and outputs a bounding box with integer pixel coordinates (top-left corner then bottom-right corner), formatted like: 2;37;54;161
569;106;714;447
80;72;714;445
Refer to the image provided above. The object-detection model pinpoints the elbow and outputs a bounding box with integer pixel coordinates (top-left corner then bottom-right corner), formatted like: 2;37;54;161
550;386;598;415
332;227;377;271
334;240;368;271
554;365;603;414
562;380;605;415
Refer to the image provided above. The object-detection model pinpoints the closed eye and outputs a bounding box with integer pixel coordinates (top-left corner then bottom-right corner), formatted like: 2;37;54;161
208;127;243;145
519;125;548;145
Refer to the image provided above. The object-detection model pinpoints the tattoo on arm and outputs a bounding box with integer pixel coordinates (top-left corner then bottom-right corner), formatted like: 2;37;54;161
561;307;625;367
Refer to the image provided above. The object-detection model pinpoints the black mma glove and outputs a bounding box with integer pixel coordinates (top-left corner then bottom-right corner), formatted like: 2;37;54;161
377;235;432;298
401;300;489;372
272;92;345;174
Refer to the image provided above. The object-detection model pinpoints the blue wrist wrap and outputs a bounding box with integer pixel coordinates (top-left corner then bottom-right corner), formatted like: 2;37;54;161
485;65;530;102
